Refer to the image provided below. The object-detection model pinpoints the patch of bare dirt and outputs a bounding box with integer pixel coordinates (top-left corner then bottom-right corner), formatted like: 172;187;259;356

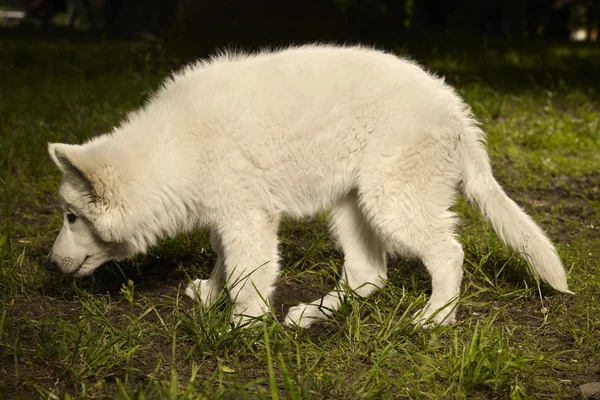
502;173;600;244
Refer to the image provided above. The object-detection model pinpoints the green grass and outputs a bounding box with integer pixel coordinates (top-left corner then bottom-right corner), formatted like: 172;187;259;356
1;31;599;399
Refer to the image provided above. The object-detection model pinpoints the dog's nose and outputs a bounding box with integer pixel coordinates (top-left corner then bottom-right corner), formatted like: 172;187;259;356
45;256;59;271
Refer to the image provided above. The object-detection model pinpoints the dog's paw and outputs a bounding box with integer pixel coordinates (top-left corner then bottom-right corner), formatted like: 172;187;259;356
231;313;266;330
412;303;457;328
284;304;325;328
185;279;220;307
231;299;271;327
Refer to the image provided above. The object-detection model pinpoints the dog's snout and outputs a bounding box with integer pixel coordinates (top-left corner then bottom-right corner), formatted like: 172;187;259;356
45;255;59;271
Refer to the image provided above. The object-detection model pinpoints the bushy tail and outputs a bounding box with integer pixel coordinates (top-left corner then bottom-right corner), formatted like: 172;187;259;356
460;124;572;293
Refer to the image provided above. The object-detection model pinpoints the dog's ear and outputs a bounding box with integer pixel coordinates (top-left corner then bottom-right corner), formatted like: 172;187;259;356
49;143;128;243
49;143;86;175
48;143;94;188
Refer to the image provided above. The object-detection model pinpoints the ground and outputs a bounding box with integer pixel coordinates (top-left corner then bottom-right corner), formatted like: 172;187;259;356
0;31;599;399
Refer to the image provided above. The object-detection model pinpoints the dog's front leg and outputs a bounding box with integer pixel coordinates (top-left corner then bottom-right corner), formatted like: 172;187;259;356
217;210;280;326
185;231;226;307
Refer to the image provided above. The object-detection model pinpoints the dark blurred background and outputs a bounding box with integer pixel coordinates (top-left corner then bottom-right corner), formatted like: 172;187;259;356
1;0;598;45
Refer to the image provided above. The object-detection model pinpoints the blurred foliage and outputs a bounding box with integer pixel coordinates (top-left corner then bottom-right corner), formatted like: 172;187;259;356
5;0;597;42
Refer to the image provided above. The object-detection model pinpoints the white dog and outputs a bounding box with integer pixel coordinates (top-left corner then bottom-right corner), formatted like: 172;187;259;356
46;45;572;328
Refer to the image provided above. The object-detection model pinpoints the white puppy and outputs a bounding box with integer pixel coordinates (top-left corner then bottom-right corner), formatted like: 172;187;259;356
46;45;572;327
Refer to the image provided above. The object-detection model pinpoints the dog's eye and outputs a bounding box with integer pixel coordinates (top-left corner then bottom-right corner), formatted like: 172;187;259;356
66;212;78;224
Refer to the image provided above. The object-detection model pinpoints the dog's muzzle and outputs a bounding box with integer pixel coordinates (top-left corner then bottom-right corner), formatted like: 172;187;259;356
44;255;60;271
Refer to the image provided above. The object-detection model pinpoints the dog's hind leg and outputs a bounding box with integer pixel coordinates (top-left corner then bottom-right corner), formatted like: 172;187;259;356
284;193;387;328
216;209;281;326
185;231;226;307
363;200;463;326
357;142;464;326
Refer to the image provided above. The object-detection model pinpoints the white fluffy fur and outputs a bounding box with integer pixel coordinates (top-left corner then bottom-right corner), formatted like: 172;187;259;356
46;44;572;327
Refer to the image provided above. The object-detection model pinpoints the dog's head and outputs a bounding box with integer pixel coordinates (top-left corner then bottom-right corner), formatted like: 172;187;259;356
45;142;136;276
